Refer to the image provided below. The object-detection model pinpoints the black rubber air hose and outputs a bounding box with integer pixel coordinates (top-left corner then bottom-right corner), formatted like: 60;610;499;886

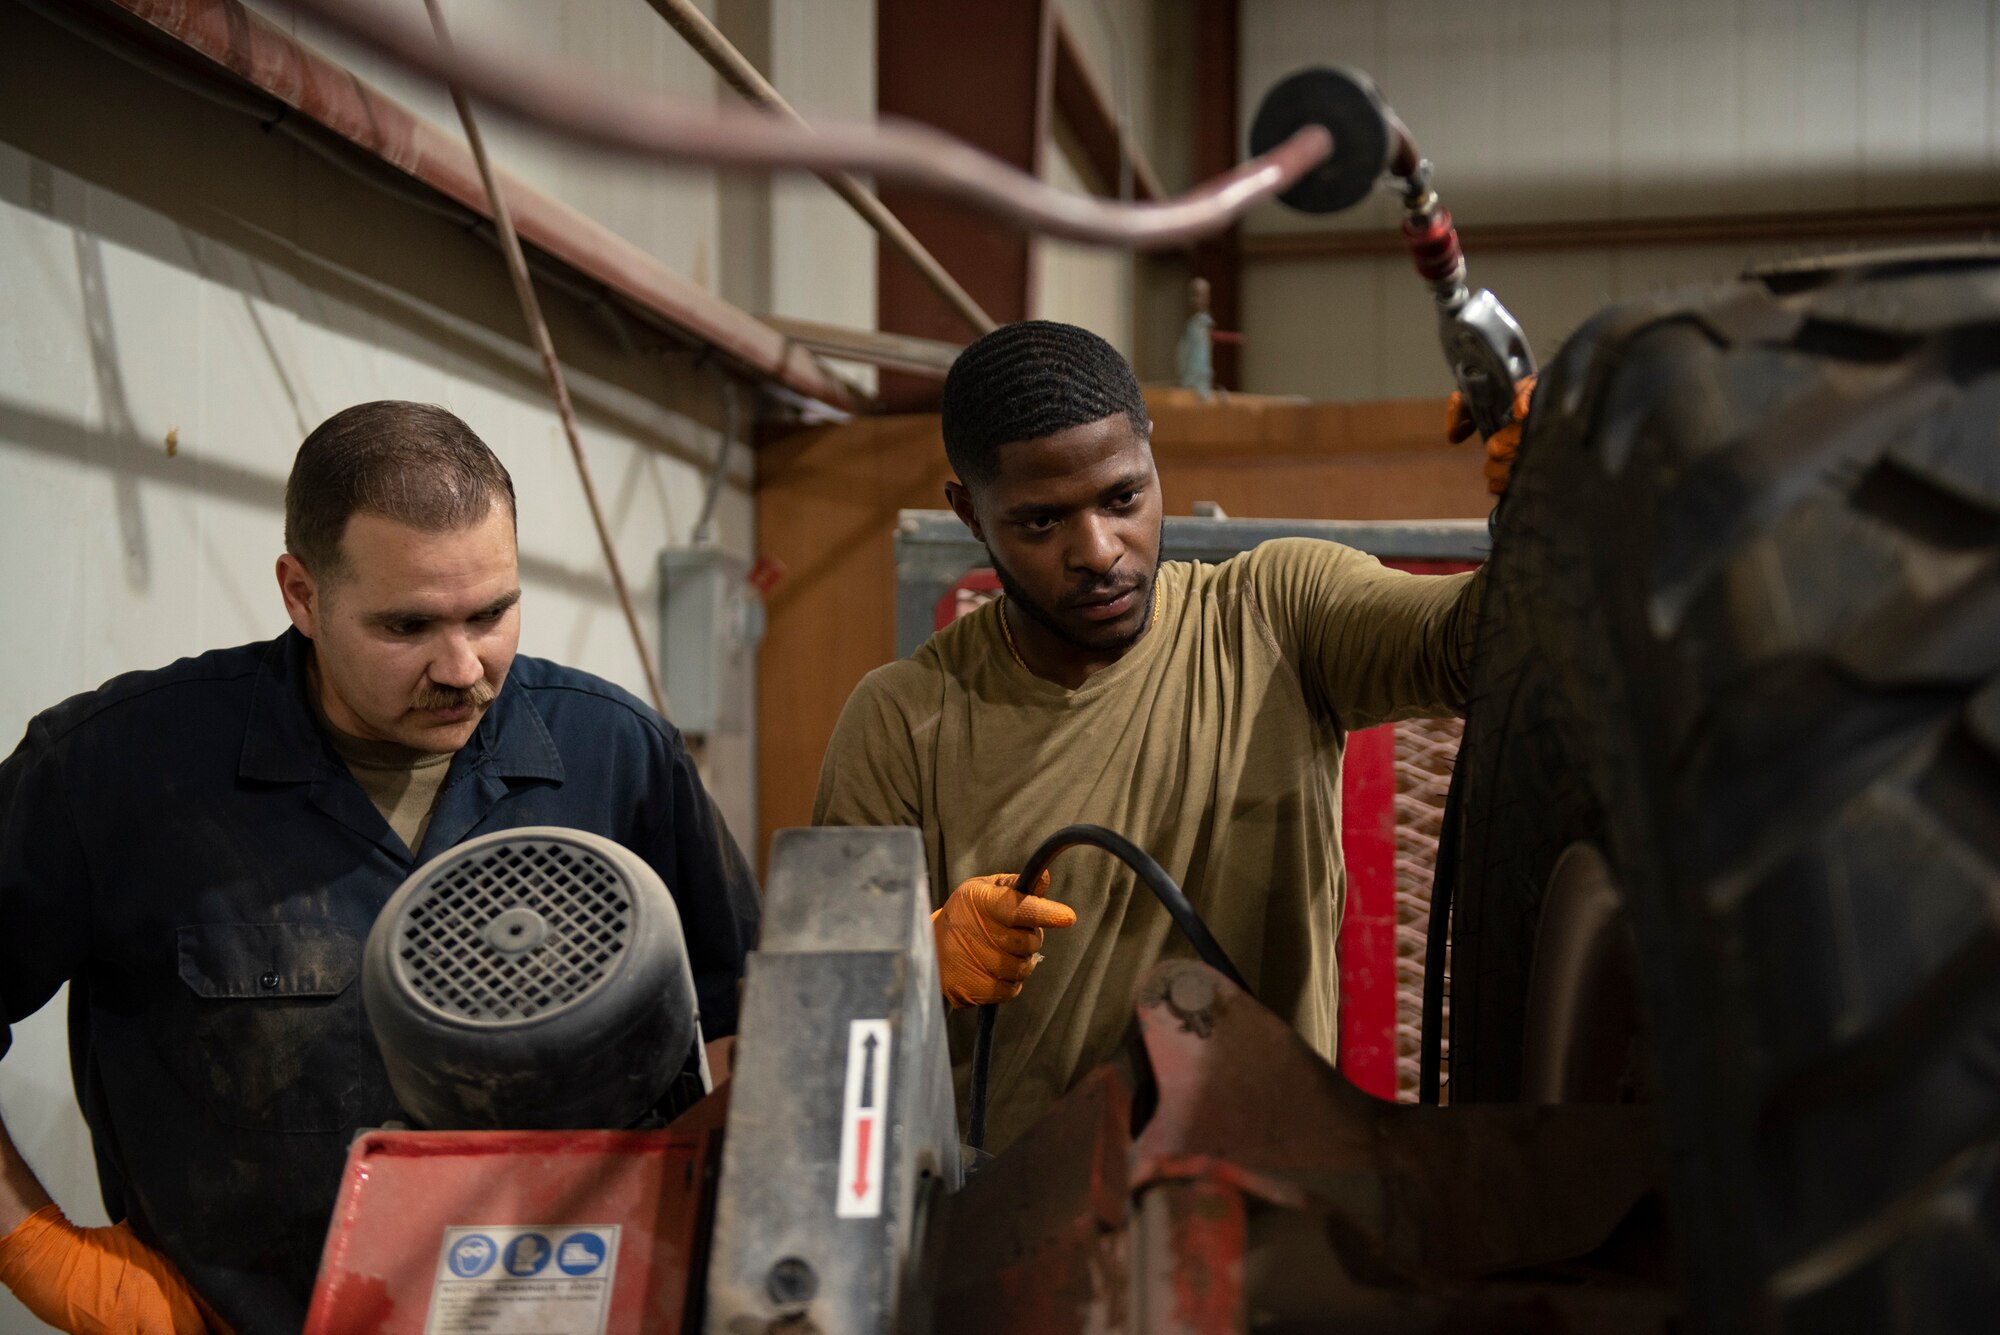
965;824;1247;1152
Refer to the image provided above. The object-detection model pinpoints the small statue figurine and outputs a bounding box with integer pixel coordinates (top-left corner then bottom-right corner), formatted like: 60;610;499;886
1176;277;1217;398
1175;277;1241;400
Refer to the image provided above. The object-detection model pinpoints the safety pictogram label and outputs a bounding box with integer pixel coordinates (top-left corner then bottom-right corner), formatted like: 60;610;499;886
835;1018;891;1218
425;1225;620;1334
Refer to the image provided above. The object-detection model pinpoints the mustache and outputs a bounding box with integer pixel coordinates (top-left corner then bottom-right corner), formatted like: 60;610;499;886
412;677;498;712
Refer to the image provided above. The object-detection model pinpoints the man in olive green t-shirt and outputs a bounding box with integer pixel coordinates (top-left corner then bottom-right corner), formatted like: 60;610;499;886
814;320;1490;1153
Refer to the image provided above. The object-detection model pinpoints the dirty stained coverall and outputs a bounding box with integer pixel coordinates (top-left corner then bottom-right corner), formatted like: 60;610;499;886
0;628;760;1334
815;538;1482;1153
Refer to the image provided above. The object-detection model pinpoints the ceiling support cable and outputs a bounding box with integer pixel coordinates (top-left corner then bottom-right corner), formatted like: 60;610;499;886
424;0;669;718
645;0;997;337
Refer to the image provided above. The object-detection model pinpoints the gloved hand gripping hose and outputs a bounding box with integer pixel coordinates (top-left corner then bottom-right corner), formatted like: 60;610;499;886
965;824;1246;1152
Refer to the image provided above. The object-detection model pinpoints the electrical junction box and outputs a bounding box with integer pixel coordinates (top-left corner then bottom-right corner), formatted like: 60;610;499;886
658;546;764;738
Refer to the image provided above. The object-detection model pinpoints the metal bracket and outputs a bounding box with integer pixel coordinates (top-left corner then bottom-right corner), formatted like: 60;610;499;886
1442;288;1536;439
704;827;962;1334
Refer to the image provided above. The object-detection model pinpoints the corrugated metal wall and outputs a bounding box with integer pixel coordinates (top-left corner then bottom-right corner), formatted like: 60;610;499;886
1036;140;1141;355
765;0;881;390
1238;0;2000;400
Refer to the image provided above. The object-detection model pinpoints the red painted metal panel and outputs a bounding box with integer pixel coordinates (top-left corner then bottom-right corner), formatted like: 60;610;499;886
304;1128;714;1335
928;1066;1133;1335
1336;556;1477;1101
876;0;1053;407
935;569;1002;631
1140;1176;1246;1334
1337;722;1400;1100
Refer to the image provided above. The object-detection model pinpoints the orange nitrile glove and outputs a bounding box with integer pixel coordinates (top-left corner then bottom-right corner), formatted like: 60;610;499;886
0;1205;211;1335
932;872;1077;1008
1446;373;1538;496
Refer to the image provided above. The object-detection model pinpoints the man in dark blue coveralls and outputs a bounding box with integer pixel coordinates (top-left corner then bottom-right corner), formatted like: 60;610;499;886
0;401;761;1334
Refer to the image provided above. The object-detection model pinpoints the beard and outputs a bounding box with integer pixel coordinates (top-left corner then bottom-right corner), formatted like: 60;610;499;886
987;546;1159;655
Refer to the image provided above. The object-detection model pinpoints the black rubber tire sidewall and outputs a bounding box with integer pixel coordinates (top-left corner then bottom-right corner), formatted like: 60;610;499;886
1449;248;2000;1332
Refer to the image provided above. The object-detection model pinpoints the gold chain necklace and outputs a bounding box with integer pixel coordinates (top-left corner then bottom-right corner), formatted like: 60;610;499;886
997;580;1162;674
997;596;1029;671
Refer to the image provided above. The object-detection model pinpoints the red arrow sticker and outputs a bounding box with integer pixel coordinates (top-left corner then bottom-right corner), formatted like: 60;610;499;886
851;1120;873;1200
836;1019;890;1218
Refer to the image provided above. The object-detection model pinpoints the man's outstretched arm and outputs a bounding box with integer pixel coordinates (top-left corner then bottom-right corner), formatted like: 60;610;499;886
1249;537;1485;733
1247;376;1532;731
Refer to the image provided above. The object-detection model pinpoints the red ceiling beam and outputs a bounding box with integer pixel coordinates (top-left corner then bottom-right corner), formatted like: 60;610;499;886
876;0;1055;411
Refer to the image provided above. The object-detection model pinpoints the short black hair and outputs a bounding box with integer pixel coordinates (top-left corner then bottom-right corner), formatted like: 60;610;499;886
285;401;516;579
940;320;1149;487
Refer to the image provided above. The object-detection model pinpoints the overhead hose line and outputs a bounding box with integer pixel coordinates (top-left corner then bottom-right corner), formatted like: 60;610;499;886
281;0;1332;250
966;824;1246;1153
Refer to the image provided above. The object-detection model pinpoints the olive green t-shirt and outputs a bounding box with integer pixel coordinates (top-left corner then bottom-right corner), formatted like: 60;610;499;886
813;537;1483;1151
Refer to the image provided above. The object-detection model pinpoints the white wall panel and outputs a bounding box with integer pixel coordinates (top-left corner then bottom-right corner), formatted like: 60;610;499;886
1738;0;1807;213
0;3;780;1326
1038;0;1196;366
1921;0;1996;201
1059;0;1170;186
0;145;762;1332
1859;0;1927;206
1034;143;1139;358
267;0;725;290
1794;0;1867;207
1240;255;1386;401
1245;226;1963;403
1239;0;2000;399
1510;0;1617;220
1242;0;1999;237
768;0;879;392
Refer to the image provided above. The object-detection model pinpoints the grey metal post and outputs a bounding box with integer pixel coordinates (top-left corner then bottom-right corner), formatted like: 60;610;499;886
705;828;961;1334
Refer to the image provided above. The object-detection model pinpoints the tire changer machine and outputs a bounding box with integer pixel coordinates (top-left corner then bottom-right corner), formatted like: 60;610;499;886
304;71;1672;1335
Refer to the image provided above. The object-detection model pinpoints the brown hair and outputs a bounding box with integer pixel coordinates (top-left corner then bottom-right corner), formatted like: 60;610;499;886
285;401;516;578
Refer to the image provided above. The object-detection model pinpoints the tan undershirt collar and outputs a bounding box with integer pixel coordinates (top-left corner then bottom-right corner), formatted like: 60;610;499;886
304;655;454;853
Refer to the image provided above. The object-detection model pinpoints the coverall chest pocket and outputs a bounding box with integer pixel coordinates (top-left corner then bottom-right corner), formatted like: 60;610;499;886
176;923;364;1133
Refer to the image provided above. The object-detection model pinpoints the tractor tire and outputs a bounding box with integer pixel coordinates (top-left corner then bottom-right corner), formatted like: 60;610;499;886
1446;247;2000;1332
